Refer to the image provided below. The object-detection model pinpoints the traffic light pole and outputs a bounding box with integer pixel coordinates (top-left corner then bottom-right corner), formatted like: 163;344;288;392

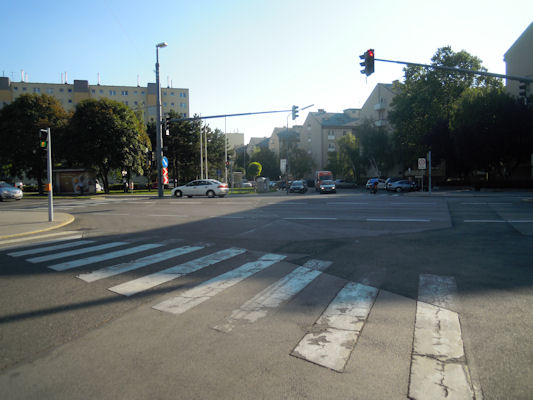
374;58;533;84
40;128;53;222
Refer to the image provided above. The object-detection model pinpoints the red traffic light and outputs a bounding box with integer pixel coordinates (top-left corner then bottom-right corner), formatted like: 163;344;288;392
367;49;374;57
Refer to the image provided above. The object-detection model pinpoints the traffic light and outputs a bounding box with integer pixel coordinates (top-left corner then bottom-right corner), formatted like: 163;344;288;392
518;81;527;98
359;49;375;76
292;105;299;120
164;116;171;136
39;129;48;149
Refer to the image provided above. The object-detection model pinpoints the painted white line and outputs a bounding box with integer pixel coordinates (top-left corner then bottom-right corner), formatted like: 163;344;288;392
283;217;337;220
48;243;162;271
291;282;378;372
0;231;84;248
78;245;204;283
327;202;369;205
508;220;533;223
152;253;286;315
213;260;332;333
390;202;436;206
146;214;188;218
366;218;430;222
8;240;95;257
218;216;245;219
27;242;127;263
463;219;505;223
109;247;246;296
93;213;130;216
409;274;475;400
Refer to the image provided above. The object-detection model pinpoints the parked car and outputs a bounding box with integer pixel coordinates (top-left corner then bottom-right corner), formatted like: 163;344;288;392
385;177;402;191
365;178;386;190
319;180;336;194
171;179;229;198
389;180;417;192
335;179;357;189
0;181;23;201
289;180;307;193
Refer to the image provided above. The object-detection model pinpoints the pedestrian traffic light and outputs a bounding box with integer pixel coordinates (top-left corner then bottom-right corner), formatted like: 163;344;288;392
518;81;527;98
164;116;171;136
39;129;48;149
359;49;375;76
292;105;299;120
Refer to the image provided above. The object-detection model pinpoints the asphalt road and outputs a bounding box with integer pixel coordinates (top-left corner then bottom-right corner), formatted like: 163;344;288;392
1;190;532;399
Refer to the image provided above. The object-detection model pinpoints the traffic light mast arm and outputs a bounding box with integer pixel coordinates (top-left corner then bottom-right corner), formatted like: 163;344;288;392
374;57;533;84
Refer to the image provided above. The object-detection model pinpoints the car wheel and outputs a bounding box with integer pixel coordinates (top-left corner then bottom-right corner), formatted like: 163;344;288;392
174;190;182;198
218;195;225;198
396;187;402;193
187;195;193;198
206;190;215;198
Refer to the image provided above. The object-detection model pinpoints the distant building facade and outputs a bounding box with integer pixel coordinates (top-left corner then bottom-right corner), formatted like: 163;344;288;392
0;77;189;124
504;22;533;98
225;132;244;150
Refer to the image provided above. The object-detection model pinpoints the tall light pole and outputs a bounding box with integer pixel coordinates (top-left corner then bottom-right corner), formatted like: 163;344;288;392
155;42;167;198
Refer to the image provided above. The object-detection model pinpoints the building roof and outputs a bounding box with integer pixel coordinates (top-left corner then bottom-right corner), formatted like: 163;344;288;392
310;110;359;127
504;22;533;59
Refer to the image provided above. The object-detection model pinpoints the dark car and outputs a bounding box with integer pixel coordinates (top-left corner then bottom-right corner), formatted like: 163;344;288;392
335;179;357;189
319;180;336;194
289;180;307;193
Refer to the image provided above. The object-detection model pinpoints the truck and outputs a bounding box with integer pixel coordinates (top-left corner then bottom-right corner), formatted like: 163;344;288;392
314;170;333;191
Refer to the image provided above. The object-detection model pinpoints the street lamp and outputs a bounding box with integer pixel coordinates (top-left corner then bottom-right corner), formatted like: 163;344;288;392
155;42;168;198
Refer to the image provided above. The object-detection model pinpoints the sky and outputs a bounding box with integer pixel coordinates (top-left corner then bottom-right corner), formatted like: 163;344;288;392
1;0;532;144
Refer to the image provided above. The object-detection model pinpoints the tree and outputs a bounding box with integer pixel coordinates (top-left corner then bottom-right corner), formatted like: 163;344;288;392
247;161;262;180
359;121;395;177
250;147;280;179
0;94;70;193
65;98;149;193
289;148;315;179
335;132;368;181
389;46;502;170
450;88;533;177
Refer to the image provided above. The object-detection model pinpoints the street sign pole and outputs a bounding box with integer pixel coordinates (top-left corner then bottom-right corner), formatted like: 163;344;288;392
428;151;432;195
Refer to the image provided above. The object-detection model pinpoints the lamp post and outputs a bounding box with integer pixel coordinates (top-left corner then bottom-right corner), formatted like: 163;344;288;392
155;42;167;198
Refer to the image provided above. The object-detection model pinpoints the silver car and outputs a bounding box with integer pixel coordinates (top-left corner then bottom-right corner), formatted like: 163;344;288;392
319;180;336;194
0;181;23;201
171;179;229;198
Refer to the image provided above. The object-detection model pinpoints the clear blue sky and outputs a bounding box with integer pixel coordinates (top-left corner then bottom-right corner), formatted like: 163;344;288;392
1;0;532;143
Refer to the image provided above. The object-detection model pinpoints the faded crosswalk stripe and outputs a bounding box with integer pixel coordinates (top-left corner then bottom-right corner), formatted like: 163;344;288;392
48;243;163;271
153;253;286;315
291;282;378;372
109;247;246;296
26;242;127;263
77;245;205;283
8;240;95;257
213;259;332;333
409;274;475;400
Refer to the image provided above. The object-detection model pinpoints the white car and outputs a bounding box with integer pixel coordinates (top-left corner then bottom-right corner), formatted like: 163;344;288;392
171;179;229;198
0;181;23;201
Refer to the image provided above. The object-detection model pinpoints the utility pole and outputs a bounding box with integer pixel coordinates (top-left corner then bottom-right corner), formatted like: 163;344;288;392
40;128;53;221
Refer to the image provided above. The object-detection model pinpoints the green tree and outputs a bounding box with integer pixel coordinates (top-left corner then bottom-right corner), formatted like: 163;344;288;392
65;98;149;193
336;132;367;182
389;46;502;169
0;94;70;193
247;161;262;179
289;148;315;179
250;147;280;179
359;121;395;177
450;88;533;177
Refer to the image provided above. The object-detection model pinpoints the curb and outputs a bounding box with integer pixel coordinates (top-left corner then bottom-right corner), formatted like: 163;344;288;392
0;214;75;240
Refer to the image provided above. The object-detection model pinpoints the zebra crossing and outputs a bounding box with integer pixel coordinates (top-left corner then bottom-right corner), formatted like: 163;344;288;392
2;234;479;398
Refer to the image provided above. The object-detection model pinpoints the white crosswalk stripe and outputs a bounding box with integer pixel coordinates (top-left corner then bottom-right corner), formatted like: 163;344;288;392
213;259;331;333
8;240;96;257
109;247;246;296
48;243;163;271
409;274;475;400
291;282;379;372
77;245;205;283
27;242;128;263
152;253;287;315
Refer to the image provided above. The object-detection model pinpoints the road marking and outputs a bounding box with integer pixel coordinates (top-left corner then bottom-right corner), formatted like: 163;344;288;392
48;243;163;271
291;282;378;372
8;240;95;257
409;274;475;400
283;217;337;220
218;216;245;219
213;259;332;333
78;245;204;283
463;219;505;223
109;247;246;296
366;218;430;222
327;202;369;205
152;253;286;315
26;242;127;263
146;214;188;218
0;231;83;247
93;213;130;216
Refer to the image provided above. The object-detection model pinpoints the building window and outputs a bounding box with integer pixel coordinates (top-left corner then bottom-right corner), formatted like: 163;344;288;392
99;89;103;94
91;89;95;94
163;102;167;107
171;92;175;96
22;87;27;91
59;88;64;92
68;89;72;93
68;99;72;103
180;102;186;108
109;90;116;96
13;86;18;90
180;92;187;98
47;88;54;94
134;101;138;106
121;90;128;96
171;102;175;106
328;143;336;152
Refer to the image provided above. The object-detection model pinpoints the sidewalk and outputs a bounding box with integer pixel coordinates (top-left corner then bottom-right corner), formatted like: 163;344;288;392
0;211;75;240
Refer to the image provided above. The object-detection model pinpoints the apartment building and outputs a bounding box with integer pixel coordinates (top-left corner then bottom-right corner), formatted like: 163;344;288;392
504;22;533;98
0;77;189;124
299;109;360;170
359;83;396;128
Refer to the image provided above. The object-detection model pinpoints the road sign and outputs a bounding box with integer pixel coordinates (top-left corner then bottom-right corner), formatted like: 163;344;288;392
418;158;427;170
162;156;168;168
280;159;287;174
162;167;169;184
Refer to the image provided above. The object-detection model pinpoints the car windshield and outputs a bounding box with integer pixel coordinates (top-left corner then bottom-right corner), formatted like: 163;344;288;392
322;180;334;185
